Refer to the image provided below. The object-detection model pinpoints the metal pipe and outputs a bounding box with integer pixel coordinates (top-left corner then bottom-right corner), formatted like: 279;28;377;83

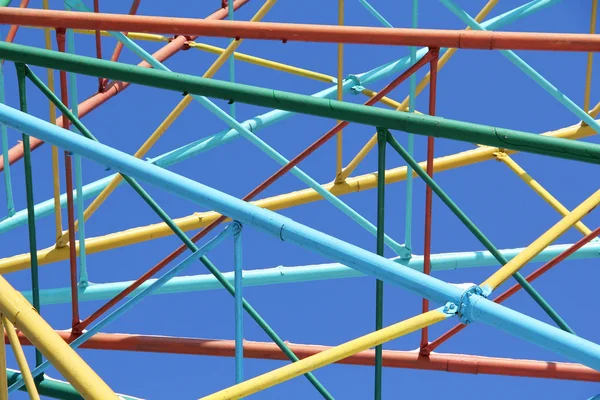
0;44;599;166
10;331;600;382
374;129;386;400
2;8;599;51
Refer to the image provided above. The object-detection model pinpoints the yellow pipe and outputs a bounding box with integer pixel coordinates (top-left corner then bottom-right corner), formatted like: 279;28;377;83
336;0;500;182
3;316;40;400
0;120;597;273
495;152;593;236
42;0;63;241
336;0;344;178
0;317;7;400
0;278;118;398
482;188;600;290
201;309;448;400
584;0;598;113
56;0;279;247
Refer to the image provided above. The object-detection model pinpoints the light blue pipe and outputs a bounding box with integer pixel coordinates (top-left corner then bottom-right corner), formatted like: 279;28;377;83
466;294;600;371
358;0;393;28
441;0;600;134
9;222;236;393
53;0;410;257
0;0;559;235
4;103;600;374
405;0;418;253
21;241;600;306
234;226;243;384
0;61;14;218
65;22;88;283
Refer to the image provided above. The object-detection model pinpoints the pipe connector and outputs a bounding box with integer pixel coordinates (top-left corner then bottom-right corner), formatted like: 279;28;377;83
457;285;489;324
231;221;243;236
346;75;364;95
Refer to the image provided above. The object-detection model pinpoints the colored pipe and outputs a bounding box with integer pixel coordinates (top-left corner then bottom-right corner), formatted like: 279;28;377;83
6;104;600;374
3;317;39;400
374;129;387;399
0;44;599;166
2;8;600;51
0;0;249;171
424;225;600;354
201;309;450;399
7;333;600;382
234;227;243;384
15;63;43;369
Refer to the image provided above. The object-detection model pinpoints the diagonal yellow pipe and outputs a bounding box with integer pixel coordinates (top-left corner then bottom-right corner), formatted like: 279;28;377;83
200;309;449;400
495;152;593;236
56;0;279;247
482;188;600;290
3;316;39;400
0;278;118;398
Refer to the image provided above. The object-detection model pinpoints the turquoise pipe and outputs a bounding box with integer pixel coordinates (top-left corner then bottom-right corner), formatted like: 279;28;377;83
20;241;600;306
0;0;555;235
3;103;600;373
65;23;88;284
234;226;244;384
0;61;14;218
358;0;393;28
442;0;600;134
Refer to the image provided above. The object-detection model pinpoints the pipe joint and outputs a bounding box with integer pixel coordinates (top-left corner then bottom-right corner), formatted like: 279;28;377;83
231;221;242;235
346;74;364;95
457;285;487;324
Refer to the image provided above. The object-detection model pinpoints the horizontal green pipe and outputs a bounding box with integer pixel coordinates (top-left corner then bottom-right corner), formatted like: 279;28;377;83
1;41;600;164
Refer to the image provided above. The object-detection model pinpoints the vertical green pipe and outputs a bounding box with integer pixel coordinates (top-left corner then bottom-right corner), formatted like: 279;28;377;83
0;62;14;218
404;0;418;255
386;131;575;334
374;128;386;400
16;63;43;369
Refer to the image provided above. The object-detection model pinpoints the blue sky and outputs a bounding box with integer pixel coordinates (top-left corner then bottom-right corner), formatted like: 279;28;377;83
1;0;600;398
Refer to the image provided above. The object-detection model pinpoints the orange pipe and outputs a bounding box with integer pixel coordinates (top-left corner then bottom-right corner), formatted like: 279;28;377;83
1;8;600;51
4;0;30;44
0;0;250;172
9;331;600;382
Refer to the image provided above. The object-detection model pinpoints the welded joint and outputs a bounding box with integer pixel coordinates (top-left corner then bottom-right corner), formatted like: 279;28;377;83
492;150;508;161
457;285;491;324
346;74;364;95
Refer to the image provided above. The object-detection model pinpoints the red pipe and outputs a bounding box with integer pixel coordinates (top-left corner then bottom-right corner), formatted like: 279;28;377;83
72;49;438;333
420;49;439;354
1;8;600;51
0;0;250;172
9;331;600;382
55;28;80;329
93;0;103;92
422;225;600;354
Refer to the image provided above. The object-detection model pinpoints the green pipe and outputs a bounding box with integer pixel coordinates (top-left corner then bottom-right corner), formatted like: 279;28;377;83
16;63;43;368
6;370;140;400
24;63;332;398
386;131;575;334
375;129;386;400
2;42;600;165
